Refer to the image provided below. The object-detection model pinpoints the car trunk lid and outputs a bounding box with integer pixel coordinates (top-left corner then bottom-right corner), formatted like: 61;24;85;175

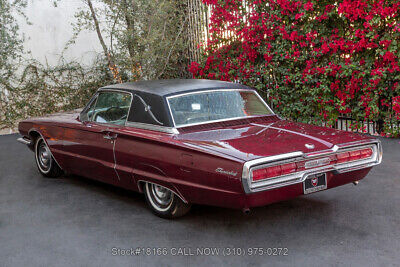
175;117;372;162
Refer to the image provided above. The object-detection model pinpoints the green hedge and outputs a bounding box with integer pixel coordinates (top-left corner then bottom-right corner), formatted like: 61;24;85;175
0;59;113;129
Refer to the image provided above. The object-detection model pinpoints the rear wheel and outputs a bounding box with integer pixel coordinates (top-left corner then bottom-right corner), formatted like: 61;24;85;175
34;137;63;178
144;182;191;219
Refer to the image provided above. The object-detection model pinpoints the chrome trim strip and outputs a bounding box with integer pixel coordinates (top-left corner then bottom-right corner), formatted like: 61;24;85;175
98;88;134;95
242;151;303;182
303;145;339;158
336;139;380;149
165;88;275;128
79;92;99;120
112;136;121;181
96;88;179;134
125;121;179;134
17;137;32;145
137;180;188;204
242;140;382;194
176;114;274;129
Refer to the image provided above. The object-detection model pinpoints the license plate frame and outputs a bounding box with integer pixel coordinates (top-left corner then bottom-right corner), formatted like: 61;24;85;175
303;173;327;194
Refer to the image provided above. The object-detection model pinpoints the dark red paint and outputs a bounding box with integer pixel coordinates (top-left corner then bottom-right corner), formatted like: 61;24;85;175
19;110;377;209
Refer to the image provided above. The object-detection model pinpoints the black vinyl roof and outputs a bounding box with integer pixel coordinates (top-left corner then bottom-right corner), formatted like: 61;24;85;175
101;79;253;97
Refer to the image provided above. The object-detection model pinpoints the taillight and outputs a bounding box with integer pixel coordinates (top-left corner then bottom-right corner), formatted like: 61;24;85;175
281;162;296;175
266;165;282;177
252;162;296;182
251;147;373;182
349;150;361;160
360;148;373;158
337;148;372;163
251;168;266;181
337;152;350;163
252;165;282;181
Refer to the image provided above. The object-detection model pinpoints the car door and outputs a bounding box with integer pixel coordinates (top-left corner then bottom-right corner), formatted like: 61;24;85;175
63;90;132;184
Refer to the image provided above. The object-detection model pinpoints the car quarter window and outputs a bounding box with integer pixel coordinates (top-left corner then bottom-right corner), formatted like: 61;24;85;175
90;91;132;125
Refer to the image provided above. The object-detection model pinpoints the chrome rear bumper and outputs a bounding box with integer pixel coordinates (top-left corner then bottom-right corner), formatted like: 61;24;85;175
242;139;382;194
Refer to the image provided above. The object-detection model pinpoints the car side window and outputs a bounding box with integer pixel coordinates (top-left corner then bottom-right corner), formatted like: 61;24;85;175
91;92;132;125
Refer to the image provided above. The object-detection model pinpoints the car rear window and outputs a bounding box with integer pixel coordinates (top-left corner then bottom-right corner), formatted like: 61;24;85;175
167;90;273;127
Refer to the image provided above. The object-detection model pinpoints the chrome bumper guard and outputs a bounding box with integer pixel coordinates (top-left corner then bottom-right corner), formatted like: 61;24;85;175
242;140;383;194
17;136;32;146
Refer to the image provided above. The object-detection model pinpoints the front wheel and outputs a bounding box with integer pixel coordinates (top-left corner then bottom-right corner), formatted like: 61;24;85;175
34;137;63;178
144;182;191;219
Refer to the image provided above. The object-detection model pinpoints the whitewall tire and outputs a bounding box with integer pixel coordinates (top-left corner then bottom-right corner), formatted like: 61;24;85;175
144;182;191;218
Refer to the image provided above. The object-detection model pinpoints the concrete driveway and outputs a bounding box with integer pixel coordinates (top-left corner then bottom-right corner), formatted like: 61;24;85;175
0;134;399;266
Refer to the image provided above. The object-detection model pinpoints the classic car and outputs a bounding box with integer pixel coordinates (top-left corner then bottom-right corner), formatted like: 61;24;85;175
18;79;383;218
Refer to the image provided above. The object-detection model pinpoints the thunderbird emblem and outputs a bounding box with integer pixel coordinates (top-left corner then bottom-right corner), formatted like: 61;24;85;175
215;168;237;177
311;177;318;187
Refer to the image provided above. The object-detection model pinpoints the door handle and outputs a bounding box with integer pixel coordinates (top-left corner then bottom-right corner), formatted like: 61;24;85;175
103;132;118;140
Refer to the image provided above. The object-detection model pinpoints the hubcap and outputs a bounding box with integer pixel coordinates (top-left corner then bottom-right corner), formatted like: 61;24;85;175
146;183;174;212
38;141;51;171
151;184;173;206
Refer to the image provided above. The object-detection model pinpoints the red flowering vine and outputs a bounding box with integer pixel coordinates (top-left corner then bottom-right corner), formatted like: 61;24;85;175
190;0;400;134
394;96;400;120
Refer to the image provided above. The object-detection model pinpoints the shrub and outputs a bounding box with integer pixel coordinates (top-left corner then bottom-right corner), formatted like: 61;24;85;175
0;58;113;129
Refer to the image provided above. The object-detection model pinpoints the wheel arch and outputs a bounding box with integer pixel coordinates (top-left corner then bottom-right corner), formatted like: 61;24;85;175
27;130;41;150
28;129;63;171
137;180;188;204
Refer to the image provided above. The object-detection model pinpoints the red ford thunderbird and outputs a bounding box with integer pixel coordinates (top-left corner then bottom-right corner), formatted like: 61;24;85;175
18;79;382;218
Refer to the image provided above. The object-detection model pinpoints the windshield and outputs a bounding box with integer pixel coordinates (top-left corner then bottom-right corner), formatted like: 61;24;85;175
167;90;273;127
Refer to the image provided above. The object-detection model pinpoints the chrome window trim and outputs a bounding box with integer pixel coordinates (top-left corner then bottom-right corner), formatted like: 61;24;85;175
97;89;180;134
90;89;134;126
241;140;383;194
79;92;99;122
165;89;275;128
172;114;273;129
125;121;179;134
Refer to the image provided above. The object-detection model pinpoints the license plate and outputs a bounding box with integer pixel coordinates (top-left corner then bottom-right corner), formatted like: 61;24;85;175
303;173;327;194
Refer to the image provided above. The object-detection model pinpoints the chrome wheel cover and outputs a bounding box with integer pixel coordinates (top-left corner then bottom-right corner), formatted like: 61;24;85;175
146;183;174;212
36;139;51;173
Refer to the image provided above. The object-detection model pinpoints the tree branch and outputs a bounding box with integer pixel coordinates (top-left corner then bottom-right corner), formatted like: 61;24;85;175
87;0;122;83
157;15;189;79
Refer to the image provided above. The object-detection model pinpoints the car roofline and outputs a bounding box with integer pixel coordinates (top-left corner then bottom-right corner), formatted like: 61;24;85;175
100;79;253;97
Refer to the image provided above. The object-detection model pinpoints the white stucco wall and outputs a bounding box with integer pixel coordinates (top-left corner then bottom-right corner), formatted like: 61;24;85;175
19;0;102;67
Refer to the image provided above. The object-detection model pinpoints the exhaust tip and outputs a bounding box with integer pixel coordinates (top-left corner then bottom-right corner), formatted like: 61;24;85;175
242;208;250;215
353;181;359;185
